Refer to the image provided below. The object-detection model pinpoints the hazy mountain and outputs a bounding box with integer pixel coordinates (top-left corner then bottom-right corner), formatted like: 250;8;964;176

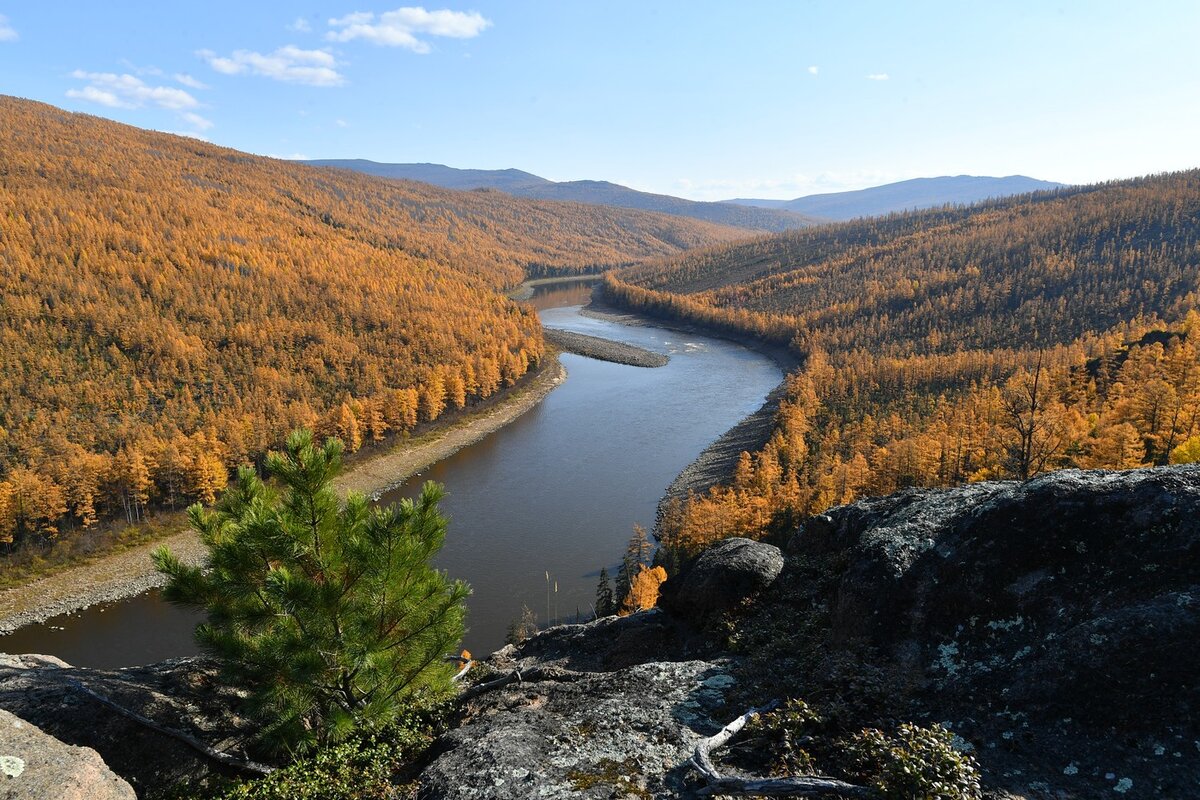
303;160;820;232
727;175;1066;220
303;160;552;192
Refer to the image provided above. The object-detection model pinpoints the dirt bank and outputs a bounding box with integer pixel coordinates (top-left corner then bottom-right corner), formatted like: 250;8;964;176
0;357;567;634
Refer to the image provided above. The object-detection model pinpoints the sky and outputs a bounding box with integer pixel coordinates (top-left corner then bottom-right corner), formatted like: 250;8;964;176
1;1;1198;201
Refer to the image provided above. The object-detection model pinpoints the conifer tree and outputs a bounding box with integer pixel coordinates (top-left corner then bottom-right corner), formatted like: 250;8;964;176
153;429;469;754
594;566;615;618
614;524;654;602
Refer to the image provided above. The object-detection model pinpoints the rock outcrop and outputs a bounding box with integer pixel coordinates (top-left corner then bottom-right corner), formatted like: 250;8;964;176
663;536;784;619
420;612;732;798
0;707;134;800
764;466;1200;799
0;654;259;797
428;467;1200;798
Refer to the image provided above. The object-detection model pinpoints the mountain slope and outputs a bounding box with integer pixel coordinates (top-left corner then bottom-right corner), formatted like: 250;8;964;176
0;95;746;542
605;170;1200;556
304;159;820;232
728;174;1065;220
617;173;1200;354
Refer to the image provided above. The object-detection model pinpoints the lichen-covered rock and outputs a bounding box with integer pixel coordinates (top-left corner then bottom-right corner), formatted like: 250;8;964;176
420;608;737;798
668;537;783;618
421;658;737;799
776;465;1200;799
0;707;134;800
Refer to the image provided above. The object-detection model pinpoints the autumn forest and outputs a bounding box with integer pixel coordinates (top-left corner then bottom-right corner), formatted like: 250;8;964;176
4;92;1200;580
602;173;1200;559
0;96;745;550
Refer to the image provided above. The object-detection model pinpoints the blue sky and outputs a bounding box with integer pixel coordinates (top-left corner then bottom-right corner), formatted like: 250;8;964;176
1;1;1198;200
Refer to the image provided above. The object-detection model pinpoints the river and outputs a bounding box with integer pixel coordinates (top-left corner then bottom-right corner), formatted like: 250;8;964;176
0;284;781;666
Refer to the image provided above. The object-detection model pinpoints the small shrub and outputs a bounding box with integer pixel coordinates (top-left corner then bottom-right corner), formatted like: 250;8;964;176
212;711;438;800
748;698;823;775
843;722;981;800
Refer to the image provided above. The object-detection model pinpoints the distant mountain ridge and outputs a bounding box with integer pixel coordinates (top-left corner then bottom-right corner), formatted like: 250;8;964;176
303;159;820;233
305;160;552;192
727;175;1065;220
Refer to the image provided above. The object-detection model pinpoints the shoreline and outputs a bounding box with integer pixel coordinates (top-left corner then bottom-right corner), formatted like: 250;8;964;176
0;356;568;635
0;286;786;634
579;295;799;533
506;273;602;301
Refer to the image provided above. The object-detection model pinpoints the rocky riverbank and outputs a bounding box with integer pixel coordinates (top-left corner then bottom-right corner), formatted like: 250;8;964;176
542;327;669;367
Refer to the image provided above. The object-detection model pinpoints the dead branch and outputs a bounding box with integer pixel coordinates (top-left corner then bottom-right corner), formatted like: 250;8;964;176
450;658;474;683
66;678;274;776
691;701;876;798
457;665;591;702
697;775;877;797
691;700;779;780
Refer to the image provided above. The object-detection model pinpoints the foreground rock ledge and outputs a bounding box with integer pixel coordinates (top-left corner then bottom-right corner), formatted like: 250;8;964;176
0;706;134;800
422;607;744;799
0;654;256;797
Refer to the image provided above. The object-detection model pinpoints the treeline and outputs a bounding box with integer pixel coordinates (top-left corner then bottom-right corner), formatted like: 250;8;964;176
0;96;743;550
604;170;1200;558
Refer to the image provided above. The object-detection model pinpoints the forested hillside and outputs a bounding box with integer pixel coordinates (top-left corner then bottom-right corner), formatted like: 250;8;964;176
604;171;1200;558
0;96;745;548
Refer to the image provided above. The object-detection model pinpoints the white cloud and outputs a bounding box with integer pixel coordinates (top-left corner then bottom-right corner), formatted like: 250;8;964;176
174;72;208;89
288;17;312;33
162;130;210;141
326;7;491;53
336;118;349;127
68;70;211;131
66;85;128;108
807;65;818;75
197;45;344;86
866;72;890;80
67;70;200;110
0;15;18;42
181;111;214;131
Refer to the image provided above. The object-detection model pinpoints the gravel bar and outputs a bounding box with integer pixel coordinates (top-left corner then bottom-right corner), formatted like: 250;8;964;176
543;327;668;367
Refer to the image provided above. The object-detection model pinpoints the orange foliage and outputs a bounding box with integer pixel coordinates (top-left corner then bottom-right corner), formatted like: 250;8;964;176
0;96;742;552
618;565;668;616
607;174;1200;558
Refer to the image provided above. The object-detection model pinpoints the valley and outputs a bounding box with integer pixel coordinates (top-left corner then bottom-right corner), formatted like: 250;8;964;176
0;287;782;662
0;6;1198;794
